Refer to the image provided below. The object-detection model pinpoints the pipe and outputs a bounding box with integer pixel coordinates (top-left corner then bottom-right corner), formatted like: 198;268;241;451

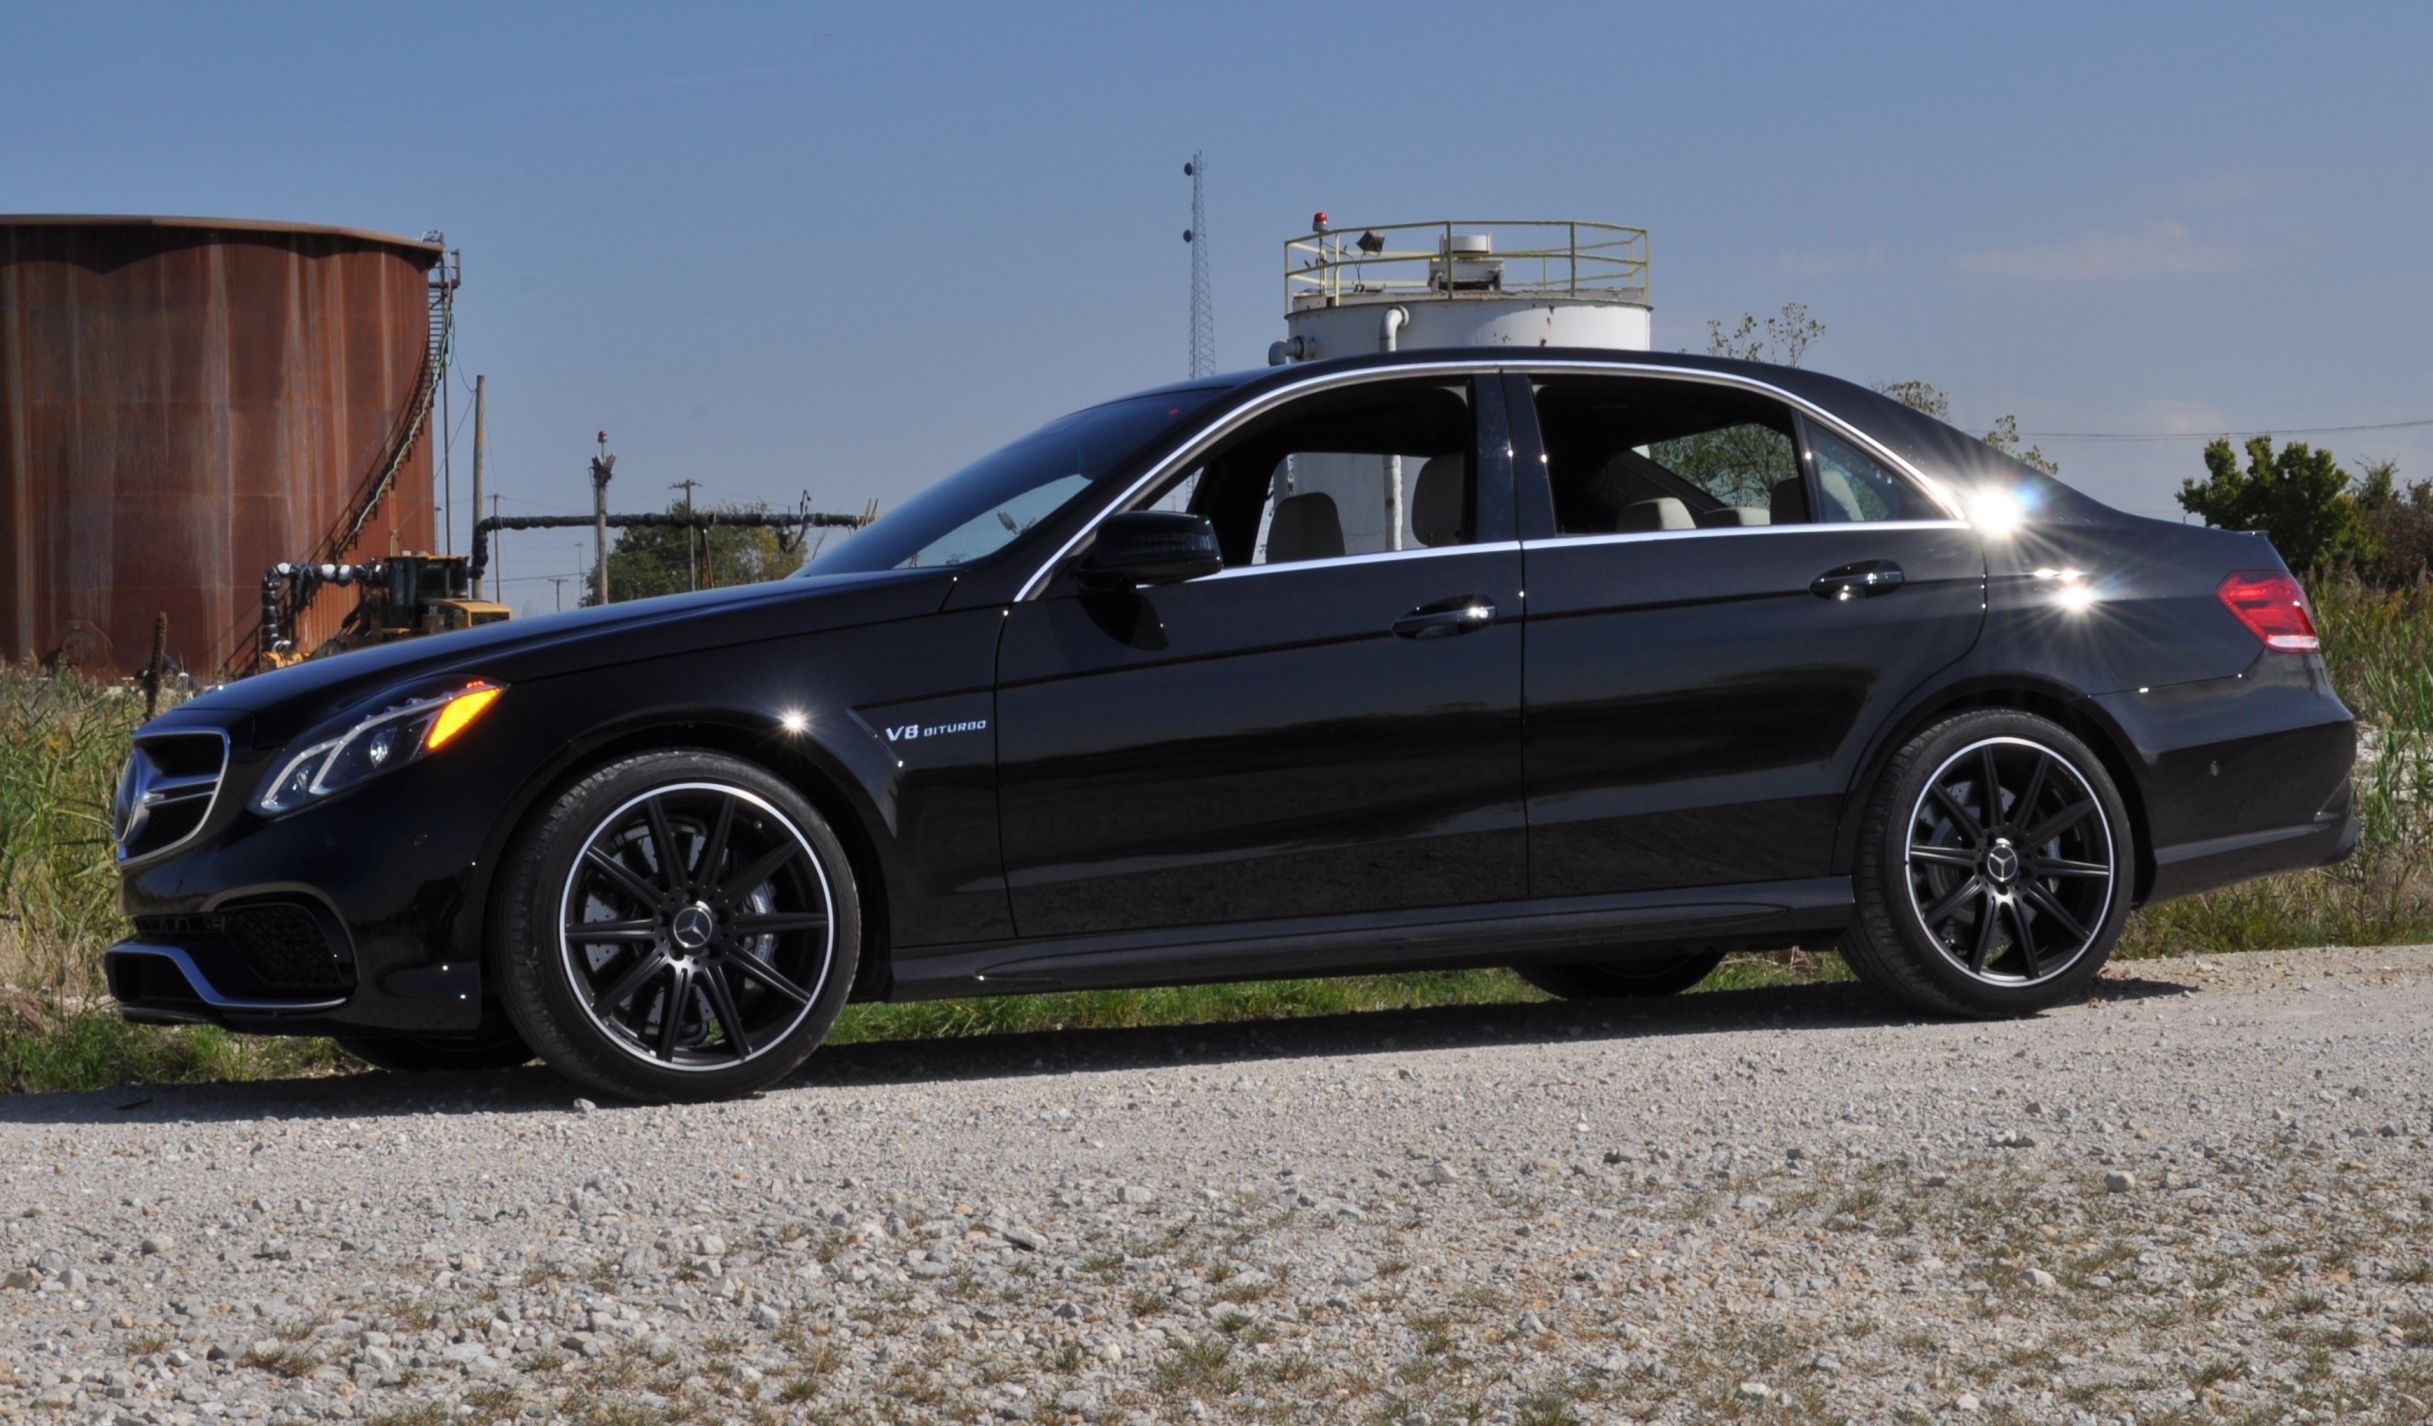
1380;305;1409;353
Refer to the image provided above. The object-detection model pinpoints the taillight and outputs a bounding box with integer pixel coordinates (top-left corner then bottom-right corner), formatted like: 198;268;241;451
2216;571;2320;652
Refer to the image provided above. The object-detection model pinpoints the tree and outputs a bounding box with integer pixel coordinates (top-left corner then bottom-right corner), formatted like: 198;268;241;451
1874;381;2060;475
2356;458;2433;584
1704;303;1826;368
2176;436;2369;574
583;499;805;606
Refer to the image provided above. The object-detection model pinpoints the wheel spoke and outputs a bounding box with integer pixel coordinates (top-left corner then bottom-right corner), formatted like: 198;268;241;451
700;966;755;1058
1922;874;1984;928
1968;887;2001;973
696;795;737;890
2030;855;2110;880
567;917;658;943
1978;746;2004;827
2008;896;2041;979
1908;843;1978;870
1929;783;1984;844
594;948;669;1016
721;950;812;1007
2014;753;2050;834
728;910;827;936
2022;881;2091;945
643;797;683;890
583;845;664;911
720;840;798;901
655;966;693;1060
2025;798;2096;847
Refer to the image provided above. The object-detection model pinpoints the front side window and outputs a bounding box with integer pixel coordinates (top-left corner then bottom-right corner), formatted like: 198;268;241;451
1532;378;1806;534
1147;380;1477;566
1807;423;1940;523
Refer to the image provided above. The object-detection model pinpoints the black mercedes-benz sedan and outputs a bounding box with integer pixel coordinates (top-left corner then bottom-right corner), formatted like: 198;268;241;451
107;349;2358;1100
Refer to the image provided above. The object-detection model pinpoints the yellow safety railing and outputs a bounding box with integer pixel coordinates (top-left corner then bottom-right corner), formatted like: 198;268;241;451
1284;219;1649;311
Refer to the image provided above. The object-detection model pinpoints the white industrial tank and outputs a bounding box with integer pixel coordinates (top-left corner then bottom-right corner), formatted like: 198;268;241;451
1265;219;1651;551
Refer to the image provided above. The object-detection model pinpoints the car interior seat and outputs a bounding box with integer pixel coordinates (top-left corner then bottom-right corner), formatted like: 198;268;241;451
1411;455;1469;547
1265;492;1345;563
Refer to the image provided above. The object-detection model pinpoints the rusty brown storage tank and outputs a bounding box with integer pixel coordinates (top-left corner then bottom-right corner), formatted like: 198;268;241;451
1;214;442;677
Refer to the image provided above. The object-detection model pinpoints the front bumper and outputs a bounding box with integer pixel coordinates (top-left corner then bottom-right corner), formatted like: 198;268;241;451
107;706;570;1036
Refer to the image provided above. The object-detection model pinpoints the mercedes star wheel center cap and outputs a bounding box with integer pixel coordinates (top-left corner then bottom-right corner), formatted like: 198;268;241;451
1985;839;2020;885
671;902;716;951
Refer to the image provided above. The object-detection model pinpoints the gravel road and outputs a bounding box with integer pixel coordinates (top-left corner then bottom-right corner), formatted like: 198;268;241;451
3;946;2430;1425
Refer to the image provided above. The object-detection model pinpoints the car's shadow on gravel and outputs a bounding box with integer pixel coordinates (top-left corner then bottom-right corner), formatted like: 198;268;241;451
803;974;2195;1089
0;973;2192;1125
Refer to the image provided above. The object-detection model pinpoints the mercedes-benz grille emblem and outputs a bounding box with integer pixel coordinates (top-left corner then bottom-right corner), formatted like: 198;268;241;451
112;749;157;853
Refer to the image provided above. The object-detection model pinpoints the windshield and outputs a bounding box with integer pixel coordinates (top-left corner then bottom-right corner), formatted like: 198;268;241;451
803;387;1227;575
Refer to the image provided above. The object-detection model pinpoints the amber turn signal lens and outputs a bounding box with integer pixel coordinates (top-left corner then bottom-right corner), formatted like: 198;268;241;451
423;684;503;750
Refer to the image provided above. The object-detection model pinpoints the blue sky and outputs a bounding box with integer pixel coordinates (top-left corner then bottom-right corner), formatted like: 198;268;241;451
9;2;2430;613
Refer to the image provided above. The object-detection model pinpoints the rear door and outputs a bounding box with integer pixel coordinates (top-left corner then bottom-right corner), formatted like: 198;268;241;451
1511;370;1985;896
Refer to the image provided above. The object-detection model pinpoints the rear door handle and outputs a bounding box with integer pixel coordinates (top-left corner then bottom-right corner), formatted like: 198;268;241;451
1811;560;1905;600
1392;595;1497;638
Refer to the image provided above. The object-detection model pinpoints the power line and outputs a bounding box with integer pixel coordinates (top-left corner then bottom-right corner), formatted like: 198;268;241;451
2021;417;2433;443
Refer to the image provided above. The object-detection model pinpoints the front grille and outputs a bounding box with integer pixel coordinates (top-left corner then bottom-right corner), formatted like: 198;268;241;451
131;901;355;995
113;730;229;864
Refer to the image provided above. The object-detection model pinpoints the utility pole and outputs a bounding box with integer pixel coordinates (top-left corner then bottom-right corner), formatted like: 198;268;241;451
468;375;487;595
489;493;503;592
671;477;702;591
1184;153;1213;378
548;575;568;612
589;432;614;606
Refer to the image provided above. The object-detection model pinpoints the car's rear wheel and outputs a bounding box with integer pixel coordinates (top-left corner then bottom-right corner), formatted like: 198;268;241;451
1843;710;2131;1017
1514;950;1726;1000
493;750;860;1103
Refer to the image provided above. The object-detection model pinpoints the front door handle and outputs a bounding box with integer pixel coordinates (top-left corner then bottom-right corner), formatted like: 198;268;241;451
1811;560;1905;600
1392;596;1497;639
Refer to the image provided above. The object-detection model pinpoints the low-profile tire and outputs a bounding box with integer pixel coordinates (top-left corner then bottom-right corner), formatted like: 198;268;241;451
1842;709;2133;1018
493;749;861;1103
337;1023;534;1074
1514;950;1726;1000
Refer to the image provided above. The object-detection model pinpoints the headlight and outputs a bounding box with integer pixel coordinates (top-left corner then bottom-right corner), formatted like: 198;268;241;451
253;682;505;816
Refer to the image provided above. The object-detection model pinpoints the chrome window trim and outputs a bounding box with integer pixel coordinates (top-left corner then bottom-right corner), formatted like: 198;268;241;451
115;727;231;869
1522;519;1969;553
1017;358;1965;601
1200;540;1522;583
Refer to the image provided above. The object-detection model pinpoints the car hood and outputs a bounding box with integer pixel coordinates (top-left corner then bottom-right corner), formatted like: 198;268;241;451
164;568;954;748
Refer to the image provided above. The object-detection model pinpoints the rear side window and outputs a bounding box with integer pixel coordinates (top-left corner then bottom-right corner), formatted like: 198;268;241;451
1806;423;1941;523
1531;378;1807;534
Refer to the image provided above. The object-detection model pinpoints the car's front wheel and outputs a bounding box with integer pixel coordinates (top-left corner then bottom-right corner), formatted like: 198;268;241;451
1514;950;1726;1000
493;750;861;1102
1842;710;2132;1018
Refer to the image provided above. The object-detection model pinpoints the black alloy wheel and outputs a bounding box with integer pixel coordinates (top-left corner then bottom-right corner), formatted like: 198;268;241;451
495;751;860;1102
1514;950;1727;1000
1844;711;2132;1018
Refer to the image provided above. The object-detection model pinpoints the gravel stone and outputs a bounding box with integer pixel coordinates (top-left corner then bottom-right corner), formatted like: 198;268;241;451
0;945;2423;1424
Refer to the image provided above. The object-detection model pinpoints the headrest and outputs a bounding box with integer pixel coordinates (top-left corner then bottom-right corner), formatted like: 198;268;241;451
1265;492;1344;563
1617;497;1695;533
1694;506;1770;528
1411;455;1469;547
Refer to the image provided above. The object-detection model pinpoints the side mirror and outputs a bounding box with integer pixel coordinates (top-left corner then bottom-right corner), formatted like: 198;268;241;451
1077;511;1223;589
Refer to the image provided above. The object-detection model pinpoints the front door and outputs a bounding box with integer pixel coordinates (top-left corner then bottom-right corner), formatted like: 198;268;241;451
1512;370;1987;897
993;374;1528;938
